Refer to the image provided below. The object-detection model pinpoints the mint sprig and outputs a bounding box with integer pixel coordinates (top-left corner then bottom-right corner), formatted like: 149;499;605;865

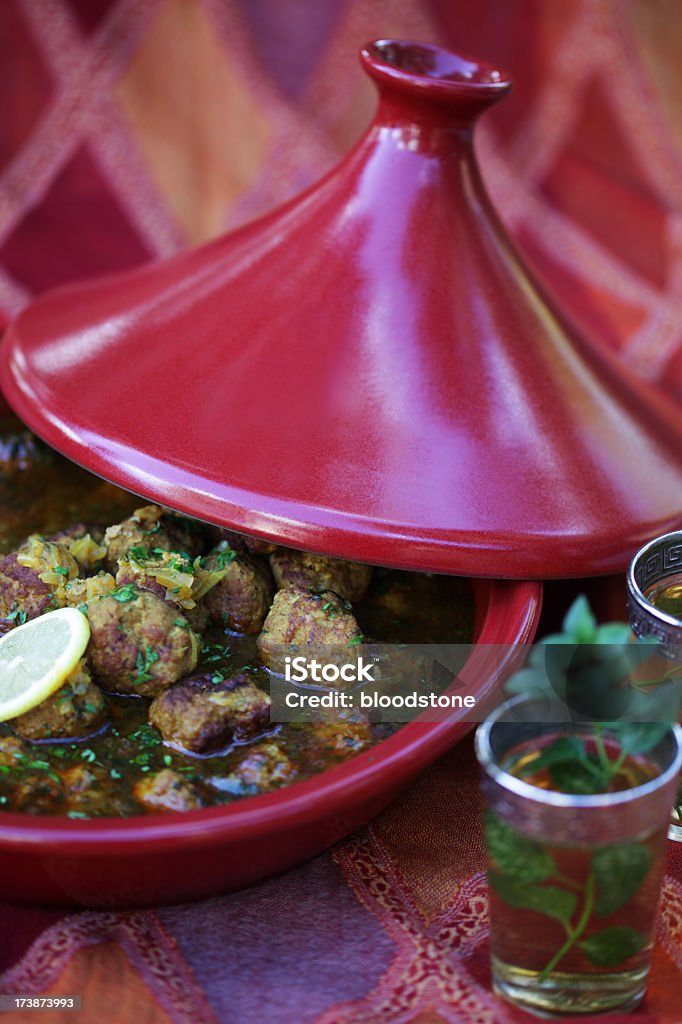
486;814;649;979
505;595;679;794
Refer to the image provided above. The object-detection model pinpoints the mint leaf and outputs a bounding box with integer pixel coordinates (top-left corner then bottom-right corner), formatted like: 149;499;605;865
593;623;633;644
484;812;554;883
489;872;577;923
593;844;651;917
579;926;647;967
517;736;585;777
563;595;597;643
605;722;670;757
549;758;607;795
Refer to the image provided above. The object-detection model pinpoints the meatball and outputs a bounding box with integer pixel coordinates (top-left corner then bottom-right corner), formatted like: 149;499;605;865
86;587;200;697
102;505;197;572
257;588;362;670
270;549;372;602
149;672;271;754
134;769;203;813
0;551;54;622
201;548;273;634
209;741;297;795
0;540;78;623
16;536;79;585
13;660;108;741
115;555;209;632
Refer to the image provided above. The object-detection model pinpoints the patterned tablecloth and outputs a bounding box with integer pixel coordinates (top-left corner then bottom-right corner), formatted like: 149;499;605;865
2;1;682;1021
3;725;682;1024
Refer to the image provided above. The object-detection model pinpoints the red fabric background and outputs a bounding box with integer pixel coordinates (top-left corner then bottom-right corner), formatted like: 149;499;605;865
1;1;682;1021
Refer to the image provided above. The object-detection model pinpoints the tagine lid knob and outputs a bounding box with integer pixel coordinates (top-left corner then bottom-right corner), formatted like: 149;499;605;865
2;39;682;578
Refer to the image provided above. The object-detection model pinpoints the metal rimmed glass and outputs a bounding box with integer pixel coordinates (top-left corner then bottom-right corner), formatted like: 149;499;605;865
476;695;682;1017
627;530;682;659
627;531;682;839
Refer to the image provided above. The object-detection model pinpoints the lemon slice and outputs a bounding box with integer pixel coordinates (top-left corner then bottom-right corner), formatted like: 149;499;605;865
0;608;91;721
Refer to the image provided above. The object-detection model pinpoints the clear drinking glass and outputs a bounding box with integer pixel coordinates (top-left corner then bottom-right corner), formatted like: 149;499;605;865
476;696;682;1016
627;530;682;840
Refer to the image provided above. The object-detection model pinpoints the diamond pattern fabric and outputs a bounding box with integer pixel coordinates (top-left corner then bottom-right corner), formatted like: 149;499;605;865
1;0;682;399
2;3;682;1021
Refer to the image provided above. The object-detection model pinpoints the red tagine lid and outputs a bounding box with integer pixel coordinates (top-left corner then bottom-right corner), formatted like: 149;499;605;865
3;40;682;579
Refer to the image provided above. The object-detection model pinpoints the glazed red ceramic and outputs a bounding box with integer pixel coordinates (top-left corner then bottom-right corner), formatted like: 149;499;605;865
3;40;682;578
0;578;540;908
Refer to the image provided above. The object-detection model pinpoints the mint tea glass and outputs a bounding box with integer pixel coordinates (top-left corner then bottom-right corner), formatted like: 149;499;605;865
476;697;682;1016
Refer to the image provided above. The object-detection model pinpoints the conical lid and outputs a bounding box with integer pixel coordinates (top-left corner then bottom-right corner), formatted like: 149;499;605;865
2;40;682;578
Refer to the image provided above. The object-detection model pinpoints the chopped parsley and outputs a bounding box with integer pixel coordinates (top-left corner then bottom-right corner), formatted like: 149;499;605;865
132;646;160;686
128;545;149;563
214;548;237;569
110;584;138;603
5;607;28;625
201;641;231;663
129;724;162;748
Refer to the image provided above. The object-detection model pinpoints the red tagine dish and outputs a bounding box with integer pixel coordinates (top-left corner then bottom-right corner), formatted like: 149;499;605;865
0;577;540;908
3;39;682;580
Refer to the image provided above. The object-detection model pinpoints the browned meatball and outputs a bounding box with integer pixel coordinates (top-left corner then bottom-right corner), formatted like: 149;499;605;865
13;660;108;741
86;586;199;697
0;537;80;627
270;549;372;602
16;537;80;585
114;558;209;633
134;769;203;813
102;505;187;572
202;548;273;634
257;588;362;670
149;672;271;754
209;741;297;795
0;554;56;623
